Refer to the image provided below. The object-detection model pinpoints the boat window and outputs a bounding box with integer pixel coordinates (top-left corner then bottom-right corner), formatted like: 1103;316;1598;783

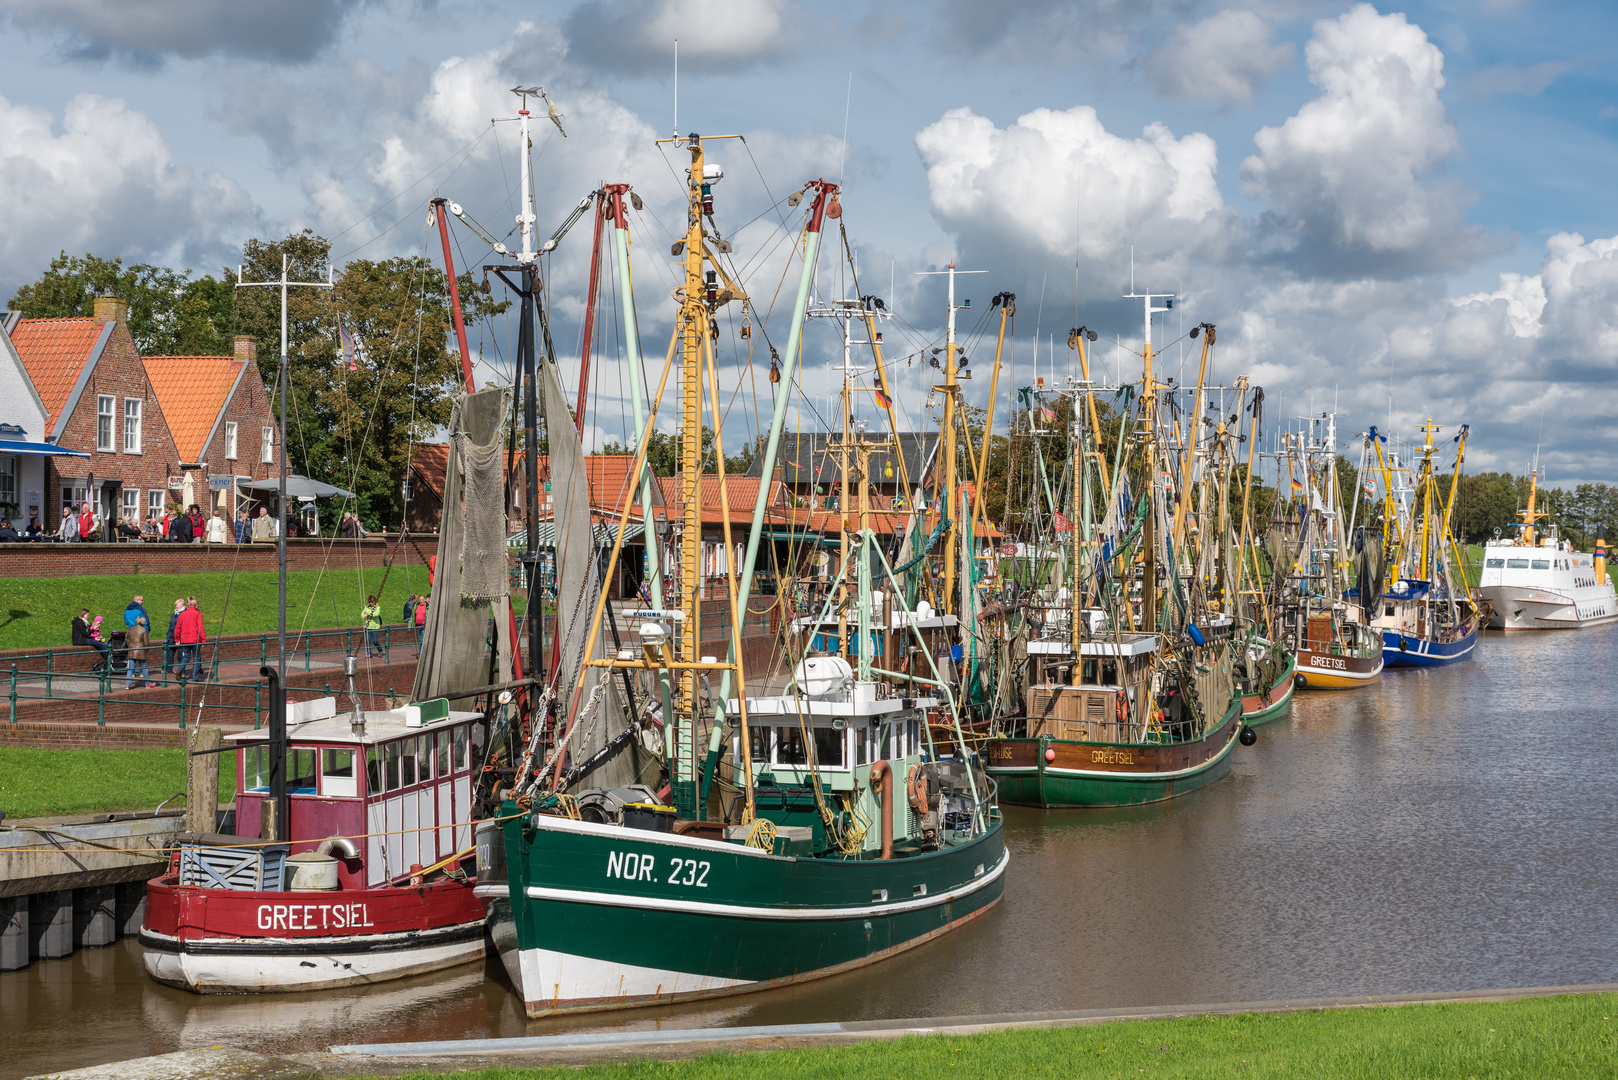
747;726;770;762
453;726;469;771
416;735;433;782
1485;558;1504;568
289;748;317;793
1081;660;1098;683
1506;559;1530;569
400;738;418;787
1385;605;1395;617
244;745;268;792
366;746;382;794
436;732;451;777
1532;559;1551;570
855;723;869;766
813;726;847;769
775;726;807;766
1101;659;1118;685
322;748;357;798
384;740;401;791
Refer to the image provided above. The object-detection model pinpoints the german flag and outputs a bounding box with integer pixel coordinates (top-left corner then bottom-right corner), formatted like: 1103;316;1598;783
874;382;892;410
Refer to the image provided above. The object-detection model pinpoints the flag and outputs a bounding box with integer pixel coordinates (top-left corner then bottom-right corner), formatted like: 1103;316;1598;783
1038;402;1057;421
339;320;359;373
873;382;891;410
1054;511;1073;532
1290;476;1303;492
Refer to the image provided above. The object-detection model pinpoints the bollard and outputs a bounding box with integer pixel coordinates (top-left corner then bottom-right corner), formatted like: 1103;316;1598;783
0;896;27;971
188;727;223;833
73;885;116;949
28;890;72;960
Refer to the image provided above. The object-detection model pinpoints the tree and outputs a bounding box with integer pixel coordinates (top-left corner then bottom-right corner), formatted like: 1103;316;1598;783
232;231;508;531
8;251;234;355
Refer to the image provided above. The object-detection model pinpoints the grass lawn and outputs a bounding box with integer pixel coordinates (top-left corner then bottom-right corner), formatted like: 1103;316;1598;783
0;566;441;650
373;992;1618;1080
0;747;237;819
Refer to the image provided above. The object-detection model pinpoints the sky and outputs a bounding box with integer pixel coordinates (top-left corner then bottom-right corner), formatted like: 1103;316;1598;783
2;0;1617;487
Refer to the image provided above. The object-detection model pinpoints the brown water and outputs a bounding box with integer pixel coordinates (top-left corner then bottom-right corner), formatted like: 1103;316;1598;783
6;627;1616;1077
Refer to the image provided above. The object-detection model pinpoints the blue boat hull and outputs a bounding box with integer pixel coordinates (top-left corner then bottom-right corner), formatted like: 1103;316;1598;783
1381;627;1477;667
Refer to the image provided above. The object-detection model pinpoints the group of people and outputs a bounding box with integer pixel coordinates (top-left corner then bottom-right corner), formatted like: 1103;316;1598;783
71;594;208;689
359;592;429;658
0;503;309;543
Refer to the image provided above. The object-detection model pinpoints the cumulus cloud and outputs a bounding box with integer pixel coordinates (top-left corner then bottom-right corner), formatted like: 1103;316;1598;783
562;0;792;72
916;105;1230;294
0;0;362;65
1239;3;1497;277
0;92;256;297
1147;9;1295;108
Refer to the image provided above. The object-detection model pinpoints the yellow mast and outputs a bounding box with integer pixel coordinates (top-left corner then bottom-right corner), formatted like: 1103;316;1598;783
1416;419;1440;581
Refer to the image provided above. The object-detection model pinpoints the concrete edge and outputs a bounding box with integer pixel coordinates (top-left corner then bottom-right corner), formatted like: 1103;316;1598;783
313;981;1618;1074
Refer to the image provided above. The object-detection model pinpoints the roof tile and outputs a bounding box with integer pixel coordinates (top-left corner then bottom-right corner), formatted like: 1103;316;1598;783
142;356;245;462
10;318;104;429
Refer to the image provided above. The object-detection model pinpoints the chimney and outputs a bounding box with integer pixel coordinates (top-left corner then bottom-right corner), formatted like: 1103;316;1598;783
233;336;257;365
93;296;128;326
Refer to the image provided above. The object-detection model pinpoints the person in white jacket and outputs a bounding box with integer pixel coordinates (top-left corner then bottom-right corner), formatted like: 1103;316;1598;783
206;511;228;543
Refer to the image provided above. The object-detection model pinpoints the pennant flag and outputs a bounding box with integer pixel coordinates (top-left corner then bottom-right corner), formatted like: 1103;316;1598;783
339;321;359;373
873;382;891;410
1053;511;1074;532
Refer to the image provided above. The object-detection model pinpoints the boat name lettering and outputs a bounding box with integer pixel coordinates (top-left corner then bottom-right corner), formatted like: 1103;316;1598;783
255;903;373;931
1091;749;1134;765
667;857;711;887
606;850;659;882
1308;654;1347;670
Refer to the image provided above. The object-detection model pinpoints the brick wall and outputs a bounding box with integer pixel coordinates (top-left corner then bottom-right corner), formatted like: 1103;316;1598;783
0;533;443;578
46;301;186;533
194;338;281;512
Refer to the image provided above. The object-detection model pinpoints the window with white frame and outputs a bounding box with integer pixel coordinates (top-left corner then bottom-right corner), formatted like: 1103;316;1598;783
261;426;274;464
123;398;142;453
96;396;114;451
148;489;164;519
0;456;14;512
62;484;87;519
121;487;139;521
224;421;238;460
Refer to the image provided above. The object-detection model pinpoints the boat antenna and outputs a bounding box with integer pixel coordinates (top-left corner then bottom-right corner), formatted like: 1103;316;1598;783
673;39;678;138
839;72;852;185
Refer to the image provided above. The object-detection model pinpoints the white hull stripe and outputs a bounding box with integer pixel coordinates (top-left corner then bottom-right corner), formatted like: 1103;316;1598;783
523;848;1008;921
991;735;1238;781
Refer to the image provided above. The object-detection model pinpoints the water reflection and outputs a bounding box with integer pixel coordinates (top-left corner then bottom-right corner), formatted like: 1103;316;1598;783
4;628;1616;1078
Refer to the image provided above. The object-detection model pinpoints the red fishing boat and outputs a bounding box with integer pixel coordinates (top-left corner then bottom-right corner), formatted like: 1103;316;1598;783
140;697;488;993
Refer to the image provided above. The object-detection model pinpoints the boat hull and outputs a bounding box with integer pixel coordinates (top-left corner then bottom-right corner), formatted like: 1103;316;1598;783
1381;626;1477;667
139;877;488;993
1242;651;1296;725
1294;645;1383;690
1478;585;1618;630
985;695;1242;808
490;812;1006;1017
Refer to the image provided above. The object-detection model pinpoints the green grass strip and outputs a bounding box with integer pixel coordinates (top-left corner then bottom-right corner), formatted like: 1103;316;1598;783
376;992;1618;1080
0;747;237;819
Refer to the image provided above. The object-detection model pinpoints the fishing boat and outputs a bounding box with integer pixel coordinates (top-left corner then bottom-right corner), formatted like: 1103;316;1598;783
985;298;1251;808
1478;469;1616;630
141;697;488;992
1276;414;1385;689
478;136;1003;1017
1366;421;1478;666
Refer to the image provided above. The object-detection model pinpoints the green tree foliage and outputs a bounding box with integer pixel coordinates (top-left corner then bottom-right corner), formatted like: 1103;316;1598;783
8;251;234;355
232;231;508;531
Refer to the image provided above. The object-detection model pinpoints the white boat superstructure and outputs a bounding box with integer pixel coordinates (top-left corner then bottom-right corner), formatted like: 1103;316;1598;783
1478;532;1616;630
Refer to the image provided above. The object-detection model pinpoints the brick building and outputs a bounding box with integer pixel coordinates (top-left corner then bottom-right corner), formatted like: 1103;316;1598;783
9;298;188;534
143;337;280;520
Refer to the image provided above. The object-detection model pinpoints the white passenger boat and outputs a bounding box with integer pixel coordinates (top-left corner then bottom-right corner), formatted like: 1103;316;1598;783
1477;474;1615;630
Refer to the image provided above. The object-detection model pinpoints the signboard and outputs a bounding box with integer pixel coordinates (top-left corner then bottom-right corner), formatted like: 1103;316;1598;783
208;476;232;490
167;476;185;489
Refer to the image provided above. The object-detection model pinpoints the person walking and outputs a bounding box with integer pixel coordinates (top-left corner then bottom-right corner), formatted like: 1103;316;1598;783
403;593;417;623
124;615;152;690
163;598;184;678
413;594;428;654
124;594;149;630
72;608;111;672
174;597;206;681
361;595;383;658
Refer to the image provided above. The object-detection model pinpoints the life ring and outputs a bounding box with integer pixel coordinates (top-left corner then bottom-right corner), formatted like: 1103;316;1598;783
906;763;930;818
1115;692;1128;725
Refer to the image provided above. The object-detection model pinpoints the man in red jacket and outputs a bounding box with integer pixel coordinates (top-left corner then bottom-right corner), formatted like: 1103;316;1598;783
174;596;207;682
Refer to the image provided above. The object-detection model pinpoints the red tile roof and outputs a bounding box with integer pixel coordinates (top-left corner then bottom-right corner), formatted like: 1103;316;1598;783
142;356;244;462
9;318;105;428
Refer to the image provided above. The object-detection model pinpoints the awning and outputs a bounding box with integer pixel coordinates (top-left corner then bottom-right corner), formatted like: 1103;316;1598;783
509;522;645;550
236;474;358;499
0;439;90;459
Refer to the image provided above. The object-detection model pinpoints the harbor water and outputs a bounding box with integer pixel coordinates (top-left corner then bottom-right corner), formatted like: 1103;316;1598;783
4;626;1615;1078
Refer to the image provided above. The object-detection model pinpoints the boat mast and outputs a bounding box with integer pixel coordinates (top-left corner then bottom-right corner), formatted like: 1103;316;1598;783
1125;289;1174;631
